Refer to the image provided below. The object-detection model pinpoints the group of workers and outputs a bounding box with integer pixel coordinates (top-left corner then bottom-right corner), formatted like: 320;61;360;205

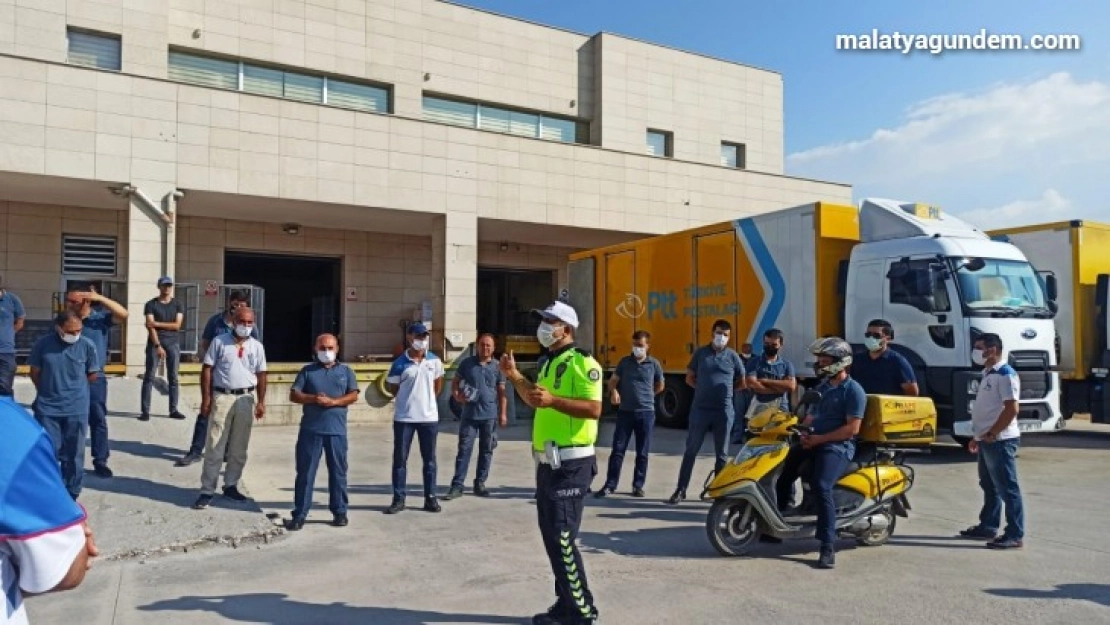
1;270;1026;625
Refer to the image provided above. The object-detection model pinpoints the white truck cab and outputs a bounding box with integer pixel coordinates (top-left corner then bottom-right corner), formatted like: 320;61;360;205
844;199;1062;442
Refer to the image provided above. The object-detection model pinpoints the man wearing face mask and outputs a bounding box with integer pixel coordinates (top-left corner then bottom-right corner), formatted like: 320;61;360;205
500;301;603;625
194;307;268;510
28;311;100;499
851;319;919;397
175;291;258;468
669;320;746;505
444;333;507;500
745;328;797;420
595;330;664;499
63;287;128;480
286;334;360;530
775;337;866;569
385;322;445;515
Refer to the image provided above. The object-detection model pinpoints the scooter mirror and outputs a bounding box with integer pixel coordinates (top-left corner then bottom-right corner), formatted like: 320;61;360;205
799;390;822;406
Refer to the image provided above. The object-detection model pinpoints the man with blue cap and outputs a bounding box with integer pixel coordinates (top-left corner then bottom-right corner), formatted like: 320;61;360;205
140;276;185;422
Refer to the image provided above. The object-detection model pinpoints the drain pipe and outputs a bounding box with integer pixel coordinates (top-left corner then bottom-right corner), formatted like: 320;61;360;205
117;185;180;276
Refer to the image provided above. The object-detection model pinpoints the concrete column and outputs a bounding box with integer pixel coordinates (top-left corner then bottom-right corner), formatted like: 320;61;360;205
431;212;477;362
124;182;176;374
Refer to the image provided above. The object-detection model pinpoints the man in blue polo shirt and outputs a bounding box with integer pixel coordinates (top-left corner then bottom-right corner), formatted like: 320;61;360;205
851;319;919;397
64;287;128;479
669;319;746;505
745;328;797;417
0;275;26;397
286;333;360;531
596;330;664;499
28;311;100;500
444;333;507;500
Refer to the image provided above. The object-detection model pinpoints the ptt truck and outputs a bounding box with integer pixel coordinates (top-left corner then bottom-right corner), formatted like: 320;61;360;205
990;220;1110;423
566;198;1063;444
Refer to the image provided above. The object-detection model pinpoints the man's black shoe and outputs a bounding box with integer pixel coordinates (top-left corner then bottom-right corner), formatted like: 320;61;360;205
594;486;614;499
443;485;464;500
285;518;305;531
193;495;213;510
817;545;836;569
667;489;686;505
424;496;442;513
169;411;187;420
565;608;600;624
222;485;249;502
631;487;646;498
532;602;571;625
92;464;113;478
385;499;405;514
175;452;202;467
473;481;490;497
332;514;349;527
138;413;151;422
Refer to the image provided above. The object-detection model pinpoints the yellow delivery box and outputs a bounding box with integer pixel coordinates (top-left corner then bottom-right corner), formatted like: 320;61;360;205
860;395;937;446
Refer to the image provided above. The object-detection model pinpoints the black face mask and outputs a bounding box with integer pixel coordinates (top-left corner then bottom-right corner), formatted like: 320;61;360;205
763;345;779;356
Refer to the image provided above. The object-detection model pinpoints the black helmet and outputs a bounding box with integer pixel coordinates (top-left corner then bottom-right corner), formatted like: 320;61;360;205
809;337;853;378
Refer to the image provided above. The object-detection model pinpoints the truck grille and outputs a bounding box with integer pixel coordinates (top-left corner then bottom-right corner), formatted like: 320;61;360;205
1017;372;1049;400
1009;350;1049;370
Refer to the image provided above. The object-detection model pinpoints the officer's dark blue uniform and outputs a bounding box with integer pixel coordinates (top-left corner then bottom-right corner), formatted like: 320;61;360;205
775;376;866;549
290;359;359;524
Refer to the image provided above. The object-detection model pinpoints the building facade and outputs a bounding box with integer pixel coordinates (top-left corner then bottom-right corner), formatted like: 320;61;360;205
0;0;852;369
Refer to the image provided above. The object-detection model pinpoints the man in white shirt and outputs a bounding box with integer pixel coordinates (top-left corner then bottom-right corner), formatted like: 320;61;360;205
959;333;1025;549
193;307;268;510
1;397;98;625
384;322;444;515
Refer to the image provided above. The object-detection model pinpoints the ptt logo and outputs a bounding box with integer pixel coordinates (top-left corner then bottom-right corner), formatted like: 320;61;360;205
615;293;645;319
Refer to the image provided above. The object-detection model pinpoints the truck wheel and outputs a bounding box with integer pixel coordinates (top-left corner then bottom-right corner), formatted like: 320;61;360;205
706;499;760;557
656;376;691;428
952;435;973;452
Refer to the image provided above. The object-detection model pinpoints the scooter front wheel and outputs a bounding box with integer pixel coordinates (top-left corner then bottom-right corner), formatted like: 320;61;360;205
706;499;761;557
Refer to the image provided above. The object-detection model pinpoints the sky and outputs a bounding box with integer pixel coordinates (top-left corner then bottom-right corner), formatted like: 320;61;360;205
455;0;1108;228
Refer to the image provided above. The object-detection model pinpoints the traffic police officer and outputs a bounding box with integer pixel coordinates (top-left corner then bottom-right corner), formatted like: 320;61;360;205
501;300;601;625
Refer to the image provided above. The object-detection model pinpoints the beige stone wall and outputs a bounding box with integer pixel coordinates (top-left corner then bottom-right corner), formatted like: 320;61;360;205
0;201;128;320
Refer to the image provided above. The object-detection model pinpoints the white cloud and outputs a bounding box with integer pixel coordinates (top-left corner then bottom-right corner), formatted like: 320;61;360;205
958;189;1072;229
786;72;1110;227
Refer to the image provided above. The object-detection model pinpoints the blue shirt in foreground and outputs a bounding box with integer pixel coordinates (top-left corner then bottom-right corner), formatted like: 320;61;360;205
688;345;746;417
292;362;360;436
614;354;664;413
455;356;505;420
747;355;796;409
28;334;98;419
810;377;867;459
851;348;916;396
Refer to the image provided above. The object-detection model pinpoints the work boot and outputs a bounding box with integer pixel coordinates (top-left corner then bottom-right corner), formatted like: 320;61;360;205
443;485;464;500
385;498;405;514
473;480;490;497
332;514;349;527
175;452;202;467
424;496;442;513
667;489;686;505
817;545;836;569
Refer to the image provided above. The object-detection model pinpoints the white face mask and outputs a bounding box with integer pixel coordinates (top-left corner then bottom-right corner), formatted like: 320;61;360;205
411;339;429;352
863;337;884;352
537;322;560;348
971;349;986;366
234;324;252;338
60;332;81;344
712;333;729;349
317;349;336;364
632;346;647;360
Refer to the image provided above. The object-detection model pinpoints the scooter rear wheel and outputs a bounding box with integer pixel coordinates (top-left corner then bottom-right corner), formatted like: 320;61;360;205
855;509;896;547
706;499;761;557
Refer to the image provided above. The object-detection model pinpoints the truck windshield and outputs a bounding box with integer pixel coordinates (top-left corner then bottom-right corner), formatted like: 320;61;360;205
952;258;1048;313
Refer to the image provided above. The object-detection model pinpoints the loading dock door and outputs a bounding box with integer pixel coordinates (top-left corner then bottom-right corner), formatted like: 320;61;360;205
604;251;636;368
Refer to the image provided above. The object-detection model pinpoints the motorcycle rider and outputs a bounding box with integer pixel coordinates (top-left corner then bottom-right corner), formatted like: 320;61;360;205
774;337;866;570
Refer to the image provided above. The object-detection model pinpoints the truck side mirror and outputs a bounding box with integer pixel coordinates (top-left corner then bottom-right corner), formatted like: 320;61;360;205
1044;273;1058;302
965;257;986;272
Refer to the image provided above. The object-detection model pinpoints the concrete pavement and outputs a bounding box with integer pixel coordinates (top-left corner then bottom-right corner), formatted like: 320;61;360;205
14;377;1110;624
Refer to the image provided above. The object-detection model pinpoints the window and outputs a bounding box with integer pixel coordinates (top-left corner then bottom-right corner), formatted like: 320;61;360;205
646;130;673;157
167;50;391;113
67;29;121;71
888;259;950;312
721;142;746;168
62;235;117;276
422;95;588;144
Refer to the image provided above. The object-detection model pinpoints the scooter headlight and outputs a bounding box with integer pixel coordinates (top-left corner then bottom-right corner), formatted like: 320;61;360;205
734;442;788;464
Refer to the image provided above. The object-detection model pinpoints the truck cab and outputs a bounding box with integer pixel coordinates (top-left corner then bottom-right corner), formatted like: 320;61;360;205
844;199;1062;441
